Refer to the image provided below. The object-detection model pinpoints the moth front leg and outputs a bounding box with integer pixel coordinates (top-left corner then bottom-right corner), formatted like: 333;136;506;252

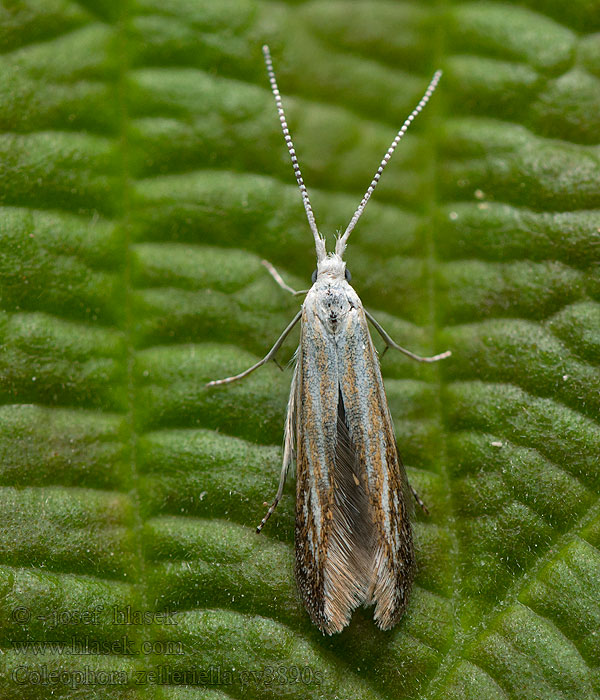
262;260;309;297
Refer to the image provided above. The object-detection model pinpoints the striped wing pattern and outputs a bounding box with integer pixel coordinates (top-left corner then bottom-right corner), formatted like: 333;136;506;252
294;300;414;634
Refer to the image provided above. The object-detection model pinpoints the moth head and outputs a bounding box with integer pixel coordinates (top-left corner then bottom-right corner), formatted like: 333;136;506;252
262;45;441;269
311;254;352;282
311;261;351;283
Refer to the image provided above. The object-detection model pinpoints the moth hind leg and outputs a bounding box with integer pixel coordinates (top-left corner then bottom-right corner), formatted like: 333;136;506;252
256;494;283;533
256;361;298;533
410;484;429;516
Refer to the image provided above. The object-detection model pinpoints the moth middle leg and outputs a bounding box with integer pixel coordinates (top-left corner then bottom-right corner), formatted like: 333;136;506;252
365;309;451;363
205;310;301;387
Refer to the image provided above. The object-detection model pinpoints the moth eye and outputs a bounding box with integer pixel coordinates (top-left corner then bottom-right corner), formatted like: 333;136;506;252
345;268;352;282
311;269;318;283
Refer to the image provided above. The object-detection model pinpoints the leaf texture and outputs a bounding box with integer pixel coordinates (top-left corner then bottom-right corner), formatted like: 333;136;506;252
0;1;599;698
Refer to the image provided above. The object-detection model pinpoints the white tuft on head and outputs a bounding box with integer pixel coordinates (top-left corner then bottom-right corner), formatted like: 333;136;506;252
316;253;346;281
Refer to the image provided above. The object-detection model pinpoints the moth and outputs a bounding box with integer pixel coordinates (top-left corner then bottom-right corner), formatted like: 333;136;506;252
206;46;450;634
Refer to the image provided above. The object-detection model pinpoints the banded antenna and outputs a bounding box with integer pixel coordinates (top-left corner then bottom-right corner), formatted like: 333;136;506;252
262;45;327;263
335;69;442;257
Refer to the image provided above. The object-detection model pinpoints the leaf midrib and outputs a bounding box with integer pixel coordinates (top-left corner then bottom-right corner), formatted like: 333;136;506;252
116;1;153;673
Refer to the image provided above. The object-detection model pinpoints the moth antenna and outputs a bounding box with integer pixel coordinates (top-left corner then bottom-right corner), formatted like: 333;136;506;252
336;70;442;257
263;45;327;262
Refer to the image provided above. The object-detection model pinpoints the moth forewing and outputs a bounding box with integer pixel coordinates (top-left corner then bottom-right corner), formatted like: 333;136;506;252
340;297;416;629
293;276;415;633
294;288;344;632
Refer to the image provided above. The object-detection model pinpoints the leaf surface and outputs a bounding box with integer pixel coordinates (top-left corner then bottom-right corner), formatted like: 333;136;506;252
1;1;599;698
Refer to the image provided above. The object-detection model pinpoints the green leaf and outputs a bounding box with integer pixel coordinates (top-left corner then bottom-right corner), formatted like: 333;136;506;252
1;1;599;698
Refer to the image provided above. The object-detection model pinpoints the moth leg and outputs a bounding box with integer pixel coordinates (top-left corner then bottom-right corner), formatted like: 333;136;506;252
365;309;451;363
205;310;301;387
410;485;430;516
262;259;309;296
396;439;430;515
257;362;298;533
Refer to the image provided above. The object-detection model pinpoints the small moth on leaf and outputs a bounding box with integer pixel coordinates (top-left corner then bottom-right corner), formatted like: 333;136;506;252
206;46;450;634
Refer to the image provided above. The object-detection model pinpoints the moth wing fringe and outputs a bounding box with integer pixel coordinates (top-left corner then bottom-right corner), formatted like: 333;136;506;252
319;395;377;633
